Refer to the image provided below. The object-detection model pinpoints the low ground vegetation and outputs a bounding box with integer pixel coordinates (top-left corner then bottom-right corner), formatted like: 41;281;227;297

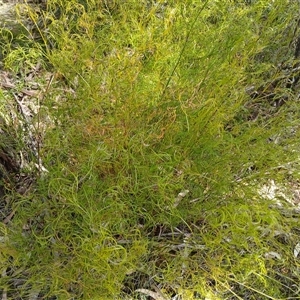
0;0;300;299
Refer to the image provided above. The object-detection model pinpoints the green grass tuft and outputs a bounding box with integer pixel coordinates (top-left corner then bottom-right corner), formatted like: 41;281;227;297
1;0;300;299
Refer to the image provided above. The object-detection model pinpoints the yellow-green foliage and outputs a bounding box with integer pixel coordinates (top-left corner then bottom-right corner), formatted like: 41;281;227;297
1;0;300;299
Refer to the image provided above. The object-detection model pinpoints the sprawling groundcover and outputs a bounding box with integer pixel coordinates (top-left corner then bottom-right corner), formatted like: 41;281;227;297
1;0;300;299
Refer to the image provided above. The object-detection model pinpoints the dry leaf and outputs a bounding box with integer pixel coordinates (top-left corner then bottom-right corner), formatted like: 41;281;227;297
135;289;168;300
293;242;300;258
